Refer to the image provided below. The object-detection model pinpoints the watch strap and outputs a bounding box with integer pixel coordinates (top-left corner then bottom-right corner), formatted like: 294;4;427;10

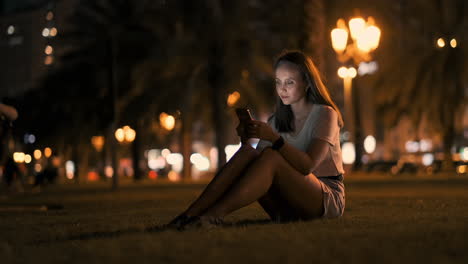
271;136;285;150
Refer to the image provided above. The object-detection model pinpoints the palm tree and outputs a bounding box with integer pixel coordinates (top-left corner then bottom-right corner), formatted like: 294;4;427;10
373;0;468;170
131;0;281;178
303;0;327;71
48;0;158;188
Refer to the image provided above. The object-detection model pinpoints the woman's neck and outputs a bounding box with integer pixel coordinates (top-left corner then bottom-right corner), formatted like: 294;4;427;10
290;99;313;120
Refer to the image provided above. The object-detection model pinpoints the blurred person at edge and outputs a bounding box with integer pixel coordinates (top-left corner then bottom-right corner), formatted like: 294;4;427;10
168;50;346;230
0;102;21;191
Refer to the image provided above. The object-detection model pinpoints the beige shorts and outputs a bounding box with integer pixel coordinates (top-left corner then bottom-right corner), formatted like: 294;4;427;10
317;177;345;218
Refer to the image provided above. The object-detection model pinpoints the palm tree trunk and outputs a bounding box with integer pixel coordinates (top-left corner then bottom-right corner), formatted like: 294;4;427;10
132;120;143;181
303;0;326;72
181;114;192;181
209;56;227;169
442;120;455;172
208;0;227;169
72;144;80;184
181;65;204;181
107;36;119;190
352;77;364;170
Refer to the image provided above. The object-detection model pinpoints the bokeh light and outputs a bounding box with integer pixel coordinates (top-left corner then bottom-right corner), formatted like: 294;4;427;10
42;28;50;37
405;141;419;153
457;165;467;174
166;153;183;172
46;11;54;21
13;152;25;163
159;112;175;131
342;142;356;164
422;153;434;166
450;38;457;48
225;143;241;162
87;171;99;181
437;38;445;48
91;136;105;151
44;55;54;65
161;148;171;158
148;170;158;180
105;166;114;178
364;135;376;154
34;149;42;160
65;160;75;179
461;147;468;161
44;147;52;158
331;28;348;52
49;27;57;37
227;91;241;106
115;128;125;142
44;45;53;55
7;25;15;35
168;170;181;182
24;154;32;164
190;153;210;171
123;126;136;142
34;164;42;173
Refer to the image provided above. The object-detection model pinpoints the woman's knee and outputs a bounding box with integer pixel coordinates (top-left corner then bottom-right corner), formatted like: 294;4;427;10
237;144;260;157
242;148;281;173
258;147;280;161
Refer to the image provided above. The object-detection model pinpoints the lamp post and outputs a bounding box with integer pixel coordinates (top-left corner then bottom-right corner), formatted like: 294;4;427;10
113;126;136;182
115;126;136;143
331;16;381;170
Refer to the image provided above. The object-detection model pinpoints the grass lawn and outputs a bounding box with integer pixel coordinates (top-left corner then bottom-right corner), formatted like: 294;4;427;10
1;175;468;264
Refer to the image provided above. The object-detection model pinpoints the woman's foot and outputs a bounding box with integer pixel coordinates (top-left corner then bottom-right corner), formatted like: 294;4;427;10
166;213;194;229
177;215;225;231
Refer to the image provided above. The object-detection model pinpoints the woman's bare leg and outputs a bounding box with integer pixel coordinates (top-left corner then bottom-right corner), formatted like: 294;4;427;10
181;143;260;217
199;148;324;220
257;185;300;222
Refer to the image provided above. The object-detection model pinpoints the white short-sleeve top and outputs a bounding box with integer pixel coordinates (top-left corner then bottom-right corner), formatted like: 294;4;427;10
256;104;345;177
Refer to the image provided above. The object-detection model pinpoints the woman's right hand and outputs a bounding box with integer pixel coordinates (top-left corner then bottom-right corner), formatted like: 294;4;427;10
236;122;248;143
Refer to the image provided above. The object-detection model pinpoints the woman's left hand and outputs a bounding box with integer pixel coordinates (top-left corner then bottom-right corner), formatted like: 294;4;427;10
245;120;280;142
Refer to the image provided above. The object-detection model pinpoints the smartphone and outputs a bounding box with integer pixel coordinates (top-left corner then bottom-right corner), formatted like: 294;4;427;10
235;108;253;123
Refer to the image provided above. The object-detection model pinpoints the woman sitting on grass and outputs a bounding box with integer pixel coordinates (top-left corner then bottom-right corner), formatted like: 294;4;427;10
167;50;346;230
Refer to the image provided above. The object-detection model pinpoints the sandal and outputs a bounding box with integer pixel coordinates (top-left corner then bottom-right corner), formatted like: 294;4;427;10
177;215;225;231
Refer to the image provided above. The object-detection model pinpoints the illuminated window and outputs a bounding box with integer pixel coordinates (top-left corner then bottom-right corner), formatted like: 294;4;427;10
7;25;15;35
45;45;53;55
450;38;457;48
42;28;50;37
50;27;57;37
437;38;445;48
46;11;54;21
44;56;54;65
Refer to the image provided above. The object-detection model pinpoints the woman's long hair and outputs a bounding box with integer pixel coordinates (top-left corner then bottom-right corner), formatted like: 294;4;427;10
270;50;344;132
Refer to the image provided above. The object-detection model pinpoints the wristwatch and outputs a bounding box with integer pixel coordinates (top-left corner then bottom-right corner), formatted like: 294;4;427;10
271;136;285;150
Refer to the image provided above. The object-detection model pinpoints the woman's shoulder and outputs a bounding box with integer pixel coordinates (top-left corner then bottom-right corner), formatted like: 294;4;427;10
314;104;337;116
315;104;335;111
311;104;338;127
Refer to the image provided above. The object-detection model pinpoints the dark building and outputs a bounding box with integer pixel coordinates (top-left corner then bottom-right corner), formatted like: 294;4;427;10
0;0;73;98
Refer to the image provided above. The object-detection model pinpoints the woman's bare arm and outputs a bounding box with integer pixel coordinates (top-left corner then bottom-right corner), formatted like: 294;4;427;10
246;122;330;175
246;110;334;175
271;136;330;175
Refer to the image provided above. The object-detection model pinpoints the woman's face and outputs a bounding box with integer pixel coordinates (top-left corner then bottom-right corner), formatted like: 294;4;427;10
274;61;308;105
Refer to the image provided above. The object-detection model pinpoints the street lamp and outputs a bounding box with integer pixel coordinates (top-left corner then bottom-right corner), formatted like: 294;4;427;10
114;126;136;143
331;17;381;64
91;136;105;152
331;16;381;170
159;112;175;131
112;126;136;180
